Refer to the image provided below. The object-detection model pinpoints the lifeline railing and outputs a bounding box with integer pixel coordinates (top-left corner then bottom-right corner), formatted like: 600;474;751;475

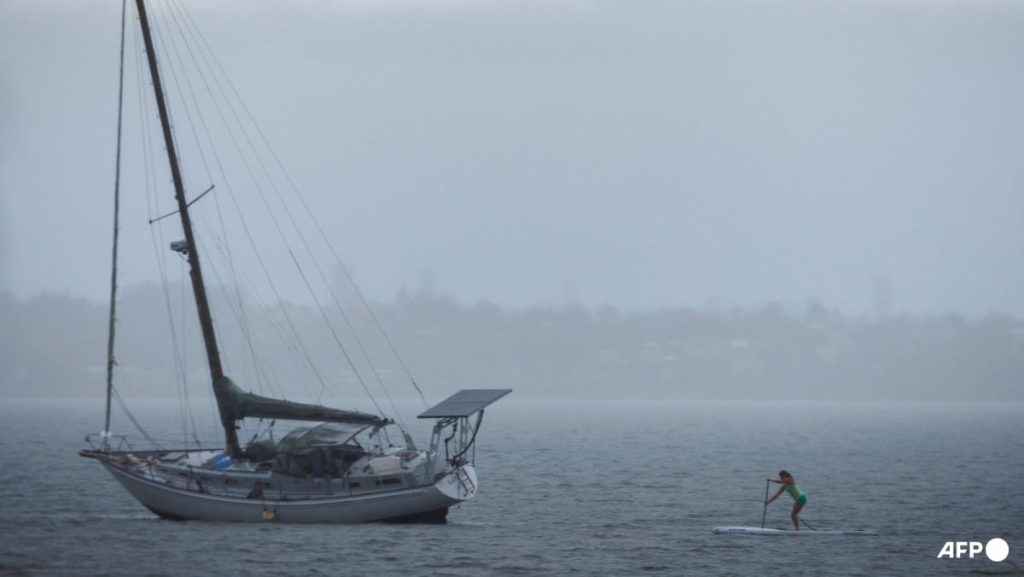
83;433;135;453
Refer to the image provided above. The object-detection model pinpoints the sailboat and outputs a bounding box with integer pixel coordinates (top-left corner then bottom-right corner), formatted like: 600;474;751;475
80;0;510;523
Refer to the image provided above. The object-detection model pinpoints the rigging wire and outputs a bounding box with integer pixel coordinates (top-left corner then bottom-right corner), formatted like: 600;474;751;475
149;0;274;397
171;0;428;410
149;5;204;446
125;1;431;438
132;8;194;447
194;233;324;399
102;0;464;457
192;228;279;395
179;256;197;446
157;2;323;437
156;4;397;419
160;0;374;412
155;4;319;403
152;0;337;406
185;61;411;423
113;388;162;450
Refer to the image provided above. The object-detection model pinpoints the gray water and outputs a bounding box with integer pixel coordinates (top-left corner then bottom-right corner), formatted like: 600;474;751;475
1;399;1021;576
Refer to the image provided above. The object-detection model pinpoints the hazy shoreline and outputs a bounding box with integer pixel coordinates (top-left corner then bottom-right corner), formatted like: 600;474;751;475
4;288;1022;403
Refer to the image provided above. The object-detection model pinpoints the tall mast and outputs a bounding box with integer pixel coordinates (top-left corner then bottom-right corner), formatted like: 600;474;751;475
134;0;240;455
104;0;129;446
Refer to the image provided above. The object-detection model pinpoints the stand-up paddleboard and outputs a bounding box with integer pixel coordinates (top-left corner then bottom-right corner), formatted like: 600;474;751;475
713;526;877;536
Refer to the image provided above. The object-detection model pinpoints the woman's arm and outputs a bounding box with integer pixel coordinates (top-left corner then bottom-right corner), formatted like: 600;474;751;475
766;485;786;504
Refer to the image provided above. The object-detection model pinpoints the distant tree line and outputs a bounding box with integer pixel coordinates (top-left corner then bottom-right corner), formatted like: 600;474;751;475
2;287;1021;401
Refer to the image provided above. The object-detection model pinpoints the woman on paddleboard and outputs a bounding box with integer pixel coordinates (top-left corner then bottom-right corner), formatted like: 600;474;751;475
766;470;807;530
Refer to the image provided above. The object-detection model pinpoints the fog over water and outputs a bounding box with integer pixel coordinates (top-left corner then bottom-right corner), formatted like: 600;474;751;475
2;0;1024;317
1;5;1023;574
3;1;1024;406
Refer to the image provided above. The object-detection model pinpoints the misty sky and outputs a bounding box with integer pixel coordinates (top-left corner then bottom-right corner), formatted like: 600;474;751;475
2;0;1023;316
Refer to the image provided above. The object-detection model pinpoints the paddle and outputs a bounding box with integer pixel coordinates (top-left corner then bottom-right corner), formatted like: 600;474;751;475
761;478;769;528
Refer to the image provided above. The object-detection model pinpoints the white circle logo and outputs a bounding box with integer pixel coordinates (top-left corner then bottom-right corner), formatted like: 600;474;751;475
986;538;1009;562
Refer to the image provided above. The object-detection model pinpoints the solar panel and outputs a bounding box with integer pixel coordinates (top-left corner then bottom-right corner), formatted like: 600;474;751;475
417;389;513;418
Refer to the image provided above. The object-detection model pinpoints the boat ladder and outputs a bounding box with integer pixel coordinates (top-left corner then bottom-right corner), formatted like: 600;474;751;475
455;466;475;495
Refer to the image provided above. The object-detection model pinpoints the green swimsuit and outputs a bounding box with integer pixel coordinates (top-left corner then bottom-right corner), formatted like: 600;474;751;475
784;482;808;505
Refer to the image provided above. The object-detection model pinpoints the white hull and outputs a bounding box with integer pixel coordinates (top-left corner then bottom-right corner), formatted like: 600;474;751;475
104;461;476;523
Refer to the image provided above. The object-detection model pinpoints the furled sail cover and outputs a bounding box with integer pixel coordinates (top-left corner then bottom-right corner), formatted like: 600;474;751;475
213;376;387;426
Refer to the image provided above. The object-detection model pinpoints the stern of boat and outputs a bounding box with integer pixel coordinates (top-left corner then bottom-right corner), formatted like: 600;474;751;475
434;463;478;502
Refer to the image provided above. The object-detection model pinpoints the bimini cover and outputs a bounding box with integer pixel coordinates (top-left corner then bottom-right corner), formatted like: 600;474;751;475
275;422;369;454
273;422;370;477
